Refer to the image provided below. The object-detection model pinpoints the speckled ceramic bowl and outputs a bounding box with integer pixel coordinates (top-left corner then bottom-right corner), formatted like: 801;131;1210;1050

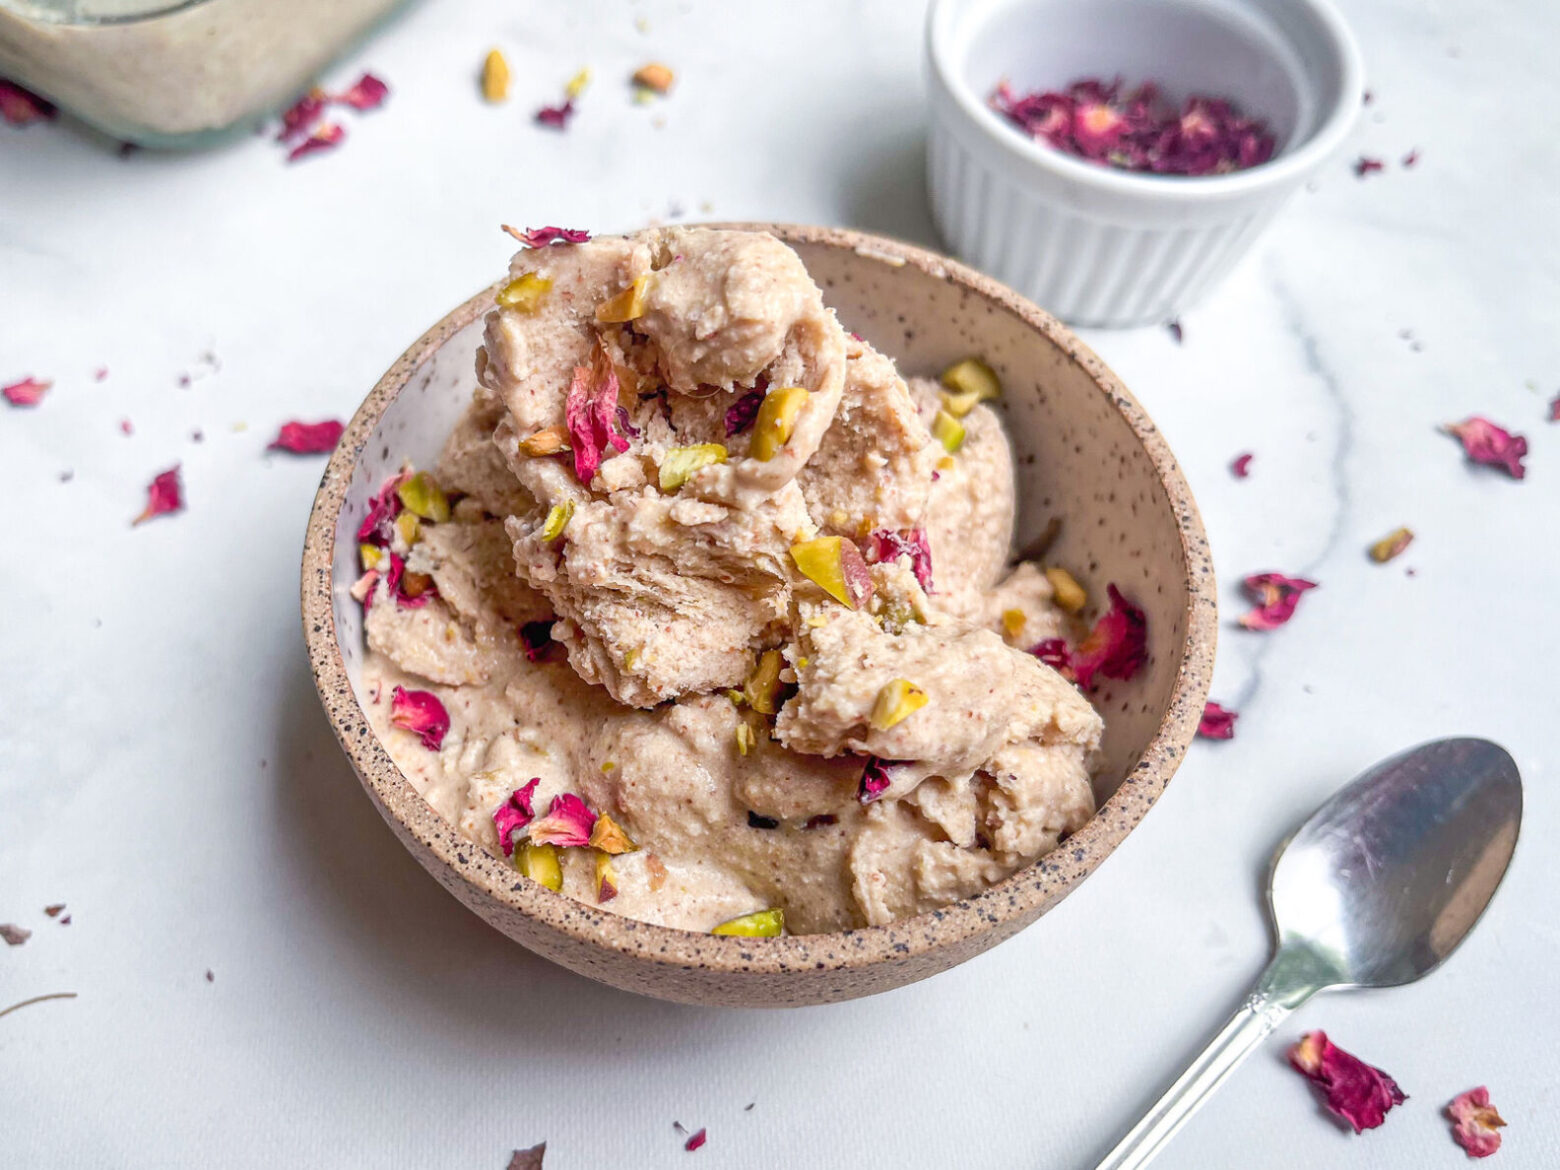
301;223;1216;1007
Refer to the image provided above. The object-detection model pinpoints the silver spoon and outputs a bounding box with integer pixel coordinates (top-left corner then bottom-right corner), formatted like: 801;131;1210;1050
1096;737;1522;1170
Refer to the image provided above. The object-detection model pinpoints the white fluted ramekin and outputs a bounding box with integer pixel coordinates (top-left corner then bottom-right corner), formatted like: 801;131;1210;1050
926;0;1364;327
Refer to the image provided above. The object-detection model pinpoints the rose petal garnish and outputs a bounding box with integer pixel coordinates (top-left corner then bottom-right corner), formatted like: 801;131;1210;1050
520;620;554;662
286;122;345;162
566;353;631;485
870;679;929;731
276;87;327;142
396;470;451;522
492;778;541;856
1032;638;1072;675
858;756;900;803
1239;572;1318;631
496;272;553;313
133;466;184;525
541;500;574;543
867;529;934;593
658;443;728;493
389;686;450;751
791;535;873;608
749;385;809;461
1070;584;1147;688
1446;1086;1506;1158
711;909;784;937
356;472;405;544
505;225;592;247
1443;417;1528;479
1043;566;1086;613
267;419;344;454
1548;393;1559;422
3;376;50;406
507;1143;547;1170
1166;319;1184;344
482;50;510;103
1;923;31;946
528;793;597;848
535;99;574;129
1288;1031;1407;1134
0;80;55;126
594;851;619;902
684;1128;707;1152
1368;527;1414;564
385;553;437;608
335;72;389;112
743;649;787;715
724;389;765;436
1231;452;1253;478
1402;149;1420;167
43;904;65;918
514;841;563;891
1198;701;1239;740
588;813;638;855
1354;156;1385;177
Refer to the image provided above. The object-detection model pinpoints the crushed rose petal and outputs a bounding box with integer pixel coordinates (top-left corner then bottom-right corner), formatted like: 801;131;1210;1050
390;686;449;750
1443;417;1528;479
1354;156;1385;177
685;1128;707;1152
356;473;405;545
1402;149;1420;167
858;756;900;803
1198;701;1239;740
268;419;344;454
386;553;437;608
133;466;184;525
287;122;345;162
991;77;1275;176
529;793;597;847
335;72;389;111
277;88;327;141
493;778;541;856
0;923;30;946
1549;393;1560;422
1239;572;1318;631
1288;1031;1406;1134
725;388;765;436
507;1143;547;1170
867;528;934;593
1166;319;1184;344
1231;452;1253;478
1446;1087;1506;1159
506;225;592;247
520;620;554;662
564;351;630;484
536;99;575;129
1070;584;1147;689
0;80;55;126
3;377;51;406
1031;638;1072;675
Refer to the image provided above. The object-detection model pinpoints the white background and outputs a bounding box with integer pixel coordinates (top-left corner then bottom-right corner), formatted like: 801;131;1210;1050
2;1;1556;1166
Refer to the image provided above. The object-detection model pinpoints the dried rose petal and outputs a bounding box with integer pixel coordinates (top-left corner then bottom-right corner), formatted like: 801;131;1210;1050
133;466;184;525
1198;701;1238;740
506;225;592;247
1446;1086;1506;1158
536;99;575;129
493;778;541;856
528;793;597;848
1231;452;1253;478
564;352;630;484
1070;585;1147;689
267;419;344;454
1166;319;1184;345
120;418;133;436
1354;156;1385;177
520;620;554;662
1549;393;1560;422
356;473;405;545
43;904;64;918
1032;639;1072;675
287;122;345;162
1239;572;1318;631
334;72;389;111
385;553;437;609
858;756;899;803
507;1144;547;1170
589;814;638;855
684;1129;707;1152
3;377;50;406
1443;417;1528;479
1402;149;1420;167
0;80;55;126
725;388;765;436
1288;1031;1406;1134
390;686;449;750
0;923;30;946
277;88;327;142
868;528;934;593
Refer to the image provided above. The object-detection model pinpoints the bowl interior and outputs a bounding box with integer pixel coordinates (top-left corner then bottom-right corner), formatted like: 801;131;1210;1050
949;0;1356;161
330;234;1199;815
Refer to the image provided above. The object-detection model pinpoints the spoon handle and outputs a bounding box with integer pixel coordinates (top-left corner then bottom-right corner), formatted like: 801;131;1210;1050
1094;947;1327;1170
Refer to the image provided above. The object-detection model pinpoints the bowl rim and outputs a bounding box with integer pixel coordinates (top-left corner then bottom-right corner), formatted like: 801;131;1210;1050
925;0;1366;200
300;222;1218;982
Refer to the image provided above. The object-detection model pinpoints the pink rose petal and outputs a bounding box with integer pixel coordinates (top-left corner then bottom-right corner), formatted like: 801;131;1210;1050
520;620;554;662
1549;393;1560;422
1443;416;1528;479
528;793;597;847
1198;701;1238;740
684;1128;707;1153
356;473;406;545
564;354;629;485
334;72;389;112
493;778;541;856
268;419;344;454
1354;156;1385;177
867;528;934;593
1446;1086;1506;1159
1070;584;1147;689
535;99;575;129
277;88;327;142
386;552;437;608
133;466;184;525
1031;638;1072;675
1238;572;1318;631
3;377;50;406
1230;452;1253;479
390;686;449;751
287;122;345;162
858;756;899;804
0;80;55;126
1288;1031;1406;1134
725;389;764;437
510;226;591;247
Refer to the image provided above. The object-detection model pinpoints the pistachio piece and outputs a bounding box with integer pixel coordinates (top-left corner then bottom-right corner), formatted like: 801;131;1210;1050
632;62;675;93
396;471;451;522
541;499;574;542
588;813;638;855
394;510;421;548
519;425;570;456
594;851;619;902
359;542;387;570
735;722;756;756
1044;566;1087;613
870;678;929;731
743;648;786;714
1001;608;1026;639
1369;526;1415;564
658;442;727;492
496;272;553;314
565;67;591;100
931;409;966;453
938;357;1001;414
596;274;651;323
515;841;563;891
748;385;809;461
711;908;785;937
481;49;510;102
789;535;873;609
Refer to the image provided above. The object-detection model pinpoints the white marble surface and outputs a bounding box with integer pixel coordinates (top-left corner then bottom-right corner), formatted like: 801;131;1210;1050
2;1;1556;1167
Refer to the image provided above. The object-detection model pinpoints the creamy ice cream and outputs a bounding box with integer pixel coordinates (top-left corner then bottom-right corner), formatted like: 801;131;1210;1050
357;227;1103;935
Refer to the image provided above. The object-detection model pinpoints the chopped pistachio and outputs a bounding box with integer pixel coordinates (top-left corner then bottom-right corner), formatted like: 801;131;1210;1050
496;273;553;313
596;274;651;323
938;357;1001;413
658;442;727;492
931;409;966;453
541;499;574;542
519;425;570;457
749;385;809;461
796;656;809;669
790;535;872;609
1369;526;1415;564
735;721;756;756
725;688;747;707
632;62;675;93
515;841;563;891
633;86;655;106
1044;567;1087;613
601;760;616;773
394;510;421;548
359;542;387;570
828;509;850;529
397;471;451;522
594;851;618;902
712;908;784;937
1001;608;1026;639
870;678;929;730
565;67;591;99
744;648;786;714
623;647;641;669
481;49;510;102
589;813;638;855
